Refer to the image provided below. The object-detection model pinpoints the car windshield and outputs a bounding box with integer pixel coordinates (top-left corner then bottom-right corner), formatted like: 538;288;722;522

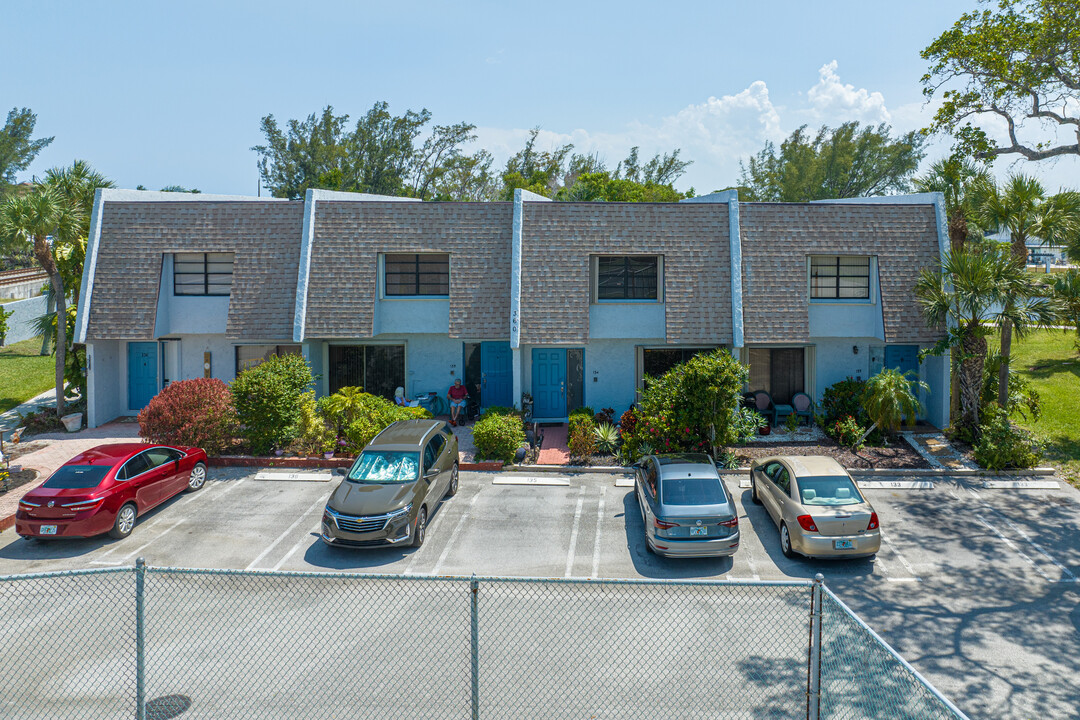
347;452;420;484
798;476;863;506
661;476;727;506
42;465;110;490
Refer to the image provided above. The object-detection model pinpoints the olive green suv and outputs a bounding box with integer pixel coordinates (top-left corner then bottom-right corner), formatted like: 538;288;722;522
321;419;459;548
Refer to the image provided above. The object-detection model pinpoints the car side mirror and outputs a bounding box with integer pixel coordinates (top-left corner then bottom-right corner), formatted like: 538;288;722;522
424;469;439;482
334;468;346;477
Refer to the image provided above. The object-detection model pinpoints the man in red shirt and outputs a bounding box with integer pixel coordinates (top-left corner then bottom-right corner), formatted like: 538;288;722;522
447;378;469;426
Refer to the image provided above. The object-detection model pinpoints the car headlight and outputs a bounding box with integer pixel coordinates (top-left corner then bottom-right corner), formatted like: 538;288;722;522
387;504;412;521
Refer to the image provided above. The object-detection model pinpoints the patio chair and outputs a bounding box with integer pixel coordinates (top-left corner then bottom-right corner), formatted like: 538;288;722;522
791;392;814;426
752;391;777;426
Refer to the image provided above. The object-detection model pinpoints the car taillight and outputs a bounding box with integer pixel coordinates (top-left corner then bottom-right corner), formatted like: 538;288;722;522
796;515;818;532
654;518;677;529
719;517;738;528
61;498;104;510
867;512;879;531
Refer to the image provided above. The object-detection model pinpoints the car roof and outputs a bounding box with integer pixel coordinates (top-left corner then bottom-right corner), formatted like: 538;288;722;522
768;455;847;477
653;453;718;479
367;419;442;451
65;443;156;465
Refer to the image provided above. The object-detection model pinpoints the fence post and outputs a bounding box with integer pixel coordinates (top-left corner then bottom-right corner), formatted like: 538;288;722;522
806;573;824;720
135;557;147;720
470;575;480;720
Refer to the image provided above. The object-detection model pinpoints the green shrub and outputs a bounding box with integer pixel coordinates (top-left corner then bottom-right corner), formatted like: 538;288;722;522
231;354;314;455
862;368;926;436
569;407;594;419
292;392;335;455
568;412;597;459
318;388;432;454
821;378;868;425
482;406;521;418
473;412;526;462
594;422;619;454
137;378;238;455
0;307;10;345
829;415;865;450
621;349;748;455
731;406;765;444
973;406;1042;470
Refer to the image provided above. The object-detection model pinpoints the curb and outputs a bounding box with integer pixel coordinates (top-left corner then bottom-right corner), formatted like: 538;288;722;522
716;466;1057;478
503;464;630;474
208;456;504;472
0;514;13;533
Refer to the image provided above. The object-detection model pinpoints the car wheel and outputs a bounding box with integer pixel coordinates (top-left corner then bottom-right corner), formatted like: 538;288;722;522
751;477;762;505
110;503;137;539
446;463;459;497
411;507;427;548
185;462;207;492
780;522;796;559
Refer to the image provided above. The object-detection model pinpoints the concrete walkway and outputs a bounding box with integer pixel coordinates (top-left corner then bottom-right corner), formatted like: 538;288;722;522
901;431;977;470
0;388;58;441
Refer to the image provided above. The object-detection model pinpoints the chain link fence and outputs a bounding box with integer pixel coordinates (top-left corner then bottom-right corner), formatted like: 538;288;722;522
0;563;967;719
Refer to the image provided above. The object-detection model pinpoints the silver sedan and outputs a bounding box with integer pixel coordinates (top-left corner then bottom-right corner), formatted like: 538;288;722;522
750;455;880;559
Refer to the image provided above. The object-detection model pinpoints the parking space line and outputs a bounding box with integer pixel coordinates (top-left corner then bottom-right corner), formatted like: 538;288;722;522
429;486;483;576
590;486;606;578
246;496;328;570
119;517;188;562
878;528;921;582
994;515;1078;582
975;514;1052;581
401;487;472;575
271;523;320;571
564;485;587;578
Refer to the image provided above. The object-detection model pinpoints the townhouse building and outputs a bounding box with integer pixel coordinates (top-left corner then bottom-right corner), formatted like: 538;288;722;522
73;188;950;429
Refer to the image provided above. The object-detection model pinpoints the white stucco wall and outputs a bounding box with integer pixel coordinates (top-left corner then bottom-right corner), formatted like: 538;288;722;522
808;302;884;339
1;295;48;345
374;299;450;336
86;340;122;428
521;340;639;418
154;255;229;336
589;304;665;339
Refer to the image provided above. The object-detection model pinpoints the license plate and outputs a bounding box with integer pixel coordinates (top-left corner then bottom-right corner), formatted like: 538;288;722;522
690;527;708;536
834;539;853;549
39;525;57;535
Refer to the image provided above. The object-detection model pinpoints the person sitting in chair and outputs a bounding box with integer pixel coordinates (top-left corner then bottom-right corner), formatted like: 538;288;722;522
447;378;469;426
394;387;420;407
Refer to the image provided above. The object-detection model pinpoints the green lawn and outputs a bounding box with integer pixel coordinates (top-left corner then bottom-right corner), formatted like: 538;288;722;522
0;336;54;414
1003;329;1080;481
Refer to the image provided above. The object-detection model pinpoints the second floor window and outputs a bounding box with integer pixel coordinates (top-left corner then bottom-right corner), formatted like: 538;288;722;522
384;253;449;297
174;252;234;296
596;256;660;301
810;255;870;300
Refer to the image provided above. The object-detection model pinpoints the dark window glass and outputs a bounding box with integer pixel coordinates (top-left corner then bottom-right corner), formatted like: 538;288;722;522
464;343;482;407
747;348;804;405
119;454;151;480
597;256;658;300
661;476;727;506
429;434;446;458
423;442;437;471
384;254;449;296
174;252;234;296
235;345;302;375
328;345;406;399
810;256;870;299
642;348;718;389
567;349;584;413
43;465;110;489
144;448;179;469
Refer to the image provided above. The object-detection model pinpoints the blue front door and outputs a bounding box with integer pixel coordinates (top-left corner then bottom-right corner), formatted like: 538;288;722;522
532;349;567;419
128;342;158;410
884;345;919;379
480;342;512;408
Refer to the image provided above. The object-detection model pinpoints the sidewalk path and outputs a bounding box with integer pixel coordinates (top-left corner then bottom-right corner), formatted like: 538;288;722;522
901;431;977;470
0;420;143;528
0;388;57;441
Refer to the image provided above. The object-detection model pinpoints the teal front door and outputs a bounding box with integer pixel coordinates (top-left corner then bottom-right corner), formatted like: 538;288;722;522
128;342;158;410
885;345;919;378
481;342;512;408
532;349;567;419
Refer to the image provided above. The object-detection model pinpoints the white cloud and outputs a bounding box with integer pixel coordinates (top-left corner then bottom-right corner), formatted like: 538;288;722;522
802;60;891;125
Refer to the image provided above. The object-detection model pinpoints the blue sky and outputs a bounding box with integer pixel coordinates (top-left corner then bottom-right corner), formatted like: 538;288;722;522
6;0;1078;195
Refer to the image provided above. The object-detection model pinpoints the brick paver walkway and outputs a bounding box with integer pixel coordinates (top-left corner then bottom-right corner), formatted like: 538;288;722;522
536;424;570;465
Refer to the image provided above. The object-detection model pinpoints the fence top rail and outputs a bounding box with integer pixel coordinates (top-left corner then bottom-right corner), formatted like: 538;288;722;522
0;566;132;582
140;565;816;588
821;585;971;720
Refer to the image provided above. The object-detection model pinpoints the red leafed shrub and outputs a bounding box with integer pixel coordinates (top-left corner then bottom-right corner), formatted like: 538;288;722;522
137;378;239;456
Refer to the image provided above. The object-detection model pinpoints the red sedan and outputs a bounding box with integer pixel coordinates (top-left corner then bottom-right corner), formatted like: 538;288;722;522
15;443;208;540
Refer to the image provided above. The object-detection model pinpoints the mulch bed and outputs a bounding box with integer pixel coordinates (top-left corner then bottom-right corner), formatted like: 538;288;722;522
733;436;930;470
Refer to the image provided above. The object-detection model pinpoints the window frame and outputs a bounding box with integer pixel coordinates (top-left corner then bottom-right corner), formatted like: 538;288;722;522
382;253;450;298
173;252;234;297
808;255;872;303
234;345;303;376
592;255;663;303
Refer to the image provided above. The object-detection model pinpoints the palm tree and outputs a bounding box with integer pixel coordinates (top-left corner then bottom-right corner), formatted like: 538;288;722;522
914;156;993;251
1048;269;1080;353
0;186;82;417
973;174;1080;406
915;244;1057;441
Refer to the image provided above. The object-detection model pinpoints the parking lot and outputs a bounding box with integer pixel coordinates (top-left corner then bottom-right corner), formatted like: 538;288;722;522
2;468;1080;719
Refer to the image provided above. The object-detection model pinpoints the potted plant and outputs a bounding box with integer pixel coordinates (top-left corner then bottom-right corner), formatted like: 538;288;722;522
61;412;83;433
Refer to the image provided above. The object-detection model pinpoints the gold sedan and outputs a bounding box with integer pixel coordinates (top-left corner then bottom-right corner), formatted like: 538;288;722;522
750;456;880;559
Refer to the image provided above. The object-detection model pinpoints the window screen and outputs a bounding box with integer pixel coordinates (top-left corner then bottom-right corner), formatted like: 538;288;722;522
328;345;405;399
174;252;234;296
810;256;870;299
384;254;449;296
597;256;659;300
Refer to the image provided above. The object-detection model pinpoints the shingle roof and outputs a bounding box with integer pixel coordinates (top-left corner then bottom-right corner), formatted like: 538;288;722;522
84;201;304;341
304;202;512;339
739;203;944;344
519;202;734;344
